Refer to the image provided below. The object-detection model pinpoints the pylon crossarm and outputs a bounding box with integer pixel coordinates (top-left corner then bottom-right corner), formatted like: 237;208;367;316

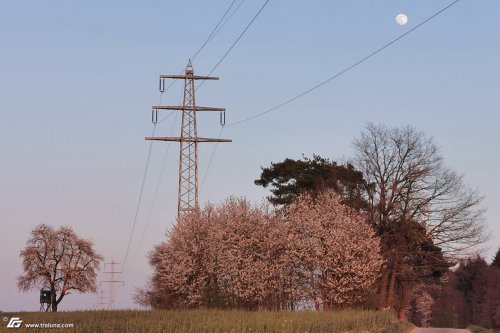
145;137;232;143
160;75;219;80
152;106;225;111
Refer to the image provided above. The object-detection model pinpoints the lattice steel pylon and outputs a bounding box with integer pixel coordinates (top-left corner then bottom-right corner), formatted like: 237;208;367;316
146;60;231;219
100;260;123;309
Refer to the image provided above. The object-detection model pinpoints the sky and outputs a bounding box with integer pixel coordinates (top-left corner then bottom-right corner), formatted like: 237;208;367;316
1;0;499;311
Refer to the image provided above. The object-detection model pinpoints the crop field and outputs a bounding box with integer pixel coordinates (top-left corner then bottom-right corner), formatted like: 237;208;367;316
1;309;399;333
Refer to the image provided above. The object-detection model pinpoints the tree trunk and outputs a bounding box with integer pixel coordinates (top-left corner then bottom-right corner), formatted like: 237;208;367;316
379;268;390;308
388;266;397;309
53;290;65;312
398;307;407;321
397;286;413;322
51;299;58;312
50;285;57;312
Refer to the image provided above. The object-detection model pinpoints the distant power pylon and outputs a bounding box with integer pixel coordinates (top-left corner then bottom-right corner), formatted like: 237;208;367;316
100;260;123;309
146;60;231;219
94;289;108;309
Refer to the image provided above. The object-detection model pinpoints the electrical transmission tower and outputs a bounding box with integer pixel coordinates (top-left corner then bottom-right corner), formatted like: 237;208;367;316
100;260;123;309
94;289;108;309
146;60;231;219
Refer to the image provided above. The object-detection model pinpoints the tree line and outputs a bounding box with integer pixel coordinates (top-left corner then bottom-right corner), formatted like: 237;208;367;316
135;194;382;310
137;123;491;322
16;123;493;322
428;252;500;328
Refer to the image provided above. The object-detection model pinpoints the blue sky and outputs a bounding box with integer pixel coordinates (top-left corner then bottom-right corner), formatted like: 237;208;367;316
1;0;499;311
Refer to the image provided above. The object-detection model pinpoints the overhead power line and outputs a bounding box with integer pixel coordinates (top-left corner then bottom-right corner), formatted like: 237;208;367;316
200;0;463;194
163;0;247;95
226;0;463;127
159;0;272;194
131;97;181;266
122;122;157;271
211;0;248;42
201;126;225;190
198;0;271;191
198;0;271;89
121;0;256;272
191;0;237;61
130;122;176;266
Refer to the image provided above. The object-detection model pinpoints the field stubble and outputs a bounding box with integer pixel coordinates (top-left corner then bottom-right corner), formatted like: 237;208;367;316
1;309;398;333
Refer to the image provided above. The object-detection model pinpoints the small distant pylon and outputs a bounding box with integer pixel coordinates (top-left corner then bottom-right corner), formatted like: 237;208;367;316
100;260;124;309
146;60;231;219
94;289;108;309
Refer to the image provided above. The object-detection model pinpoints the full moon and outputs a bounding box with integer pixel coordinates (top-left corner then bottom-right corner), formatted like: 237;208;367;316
396;13;408;25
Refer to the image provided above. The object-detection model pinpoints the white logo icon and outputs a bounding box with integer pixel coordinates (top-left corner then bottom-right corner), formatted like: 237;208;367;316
6;317;23;328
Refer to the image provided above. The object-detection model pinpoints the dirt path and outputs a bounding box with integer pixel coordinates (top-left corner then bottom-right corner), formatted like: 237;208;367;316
411;328;471;333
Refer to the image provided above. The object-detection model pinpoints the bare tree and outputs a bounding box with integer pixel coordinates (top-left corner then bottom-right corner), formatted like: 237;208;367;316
18;224;103;311
353;123;489;317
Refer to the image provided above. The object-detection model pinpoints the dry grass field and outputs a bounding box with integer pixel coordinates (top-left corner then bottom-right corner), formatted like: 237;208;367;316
1;309;400;333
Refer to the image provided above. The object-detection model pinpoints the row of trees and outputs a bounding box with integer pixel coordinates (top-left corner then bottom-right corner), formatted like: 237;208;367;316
17;123;490;317
430;253;500;328
140;123;489;320
406;251;500;328
135;193;383;310
254;124;488;319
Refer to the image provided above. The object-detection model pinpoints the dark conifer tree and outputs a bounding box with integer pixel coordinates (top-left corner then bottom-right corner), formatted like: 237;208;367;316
255;155;369;210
